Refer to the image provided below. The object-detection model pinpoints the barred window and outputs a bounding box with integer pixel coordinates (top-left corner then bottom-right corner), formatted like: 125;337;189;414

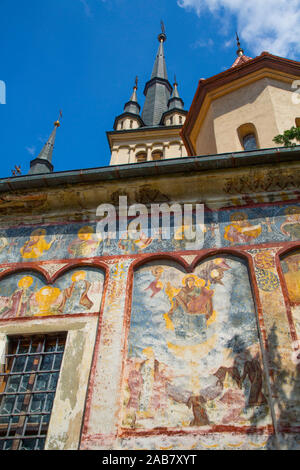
0;333;66;450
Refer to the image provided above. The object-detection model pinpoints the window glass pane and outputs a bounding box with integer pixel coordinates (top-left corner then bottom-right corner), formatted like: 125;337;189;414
0;334;66;450
243;133;257;151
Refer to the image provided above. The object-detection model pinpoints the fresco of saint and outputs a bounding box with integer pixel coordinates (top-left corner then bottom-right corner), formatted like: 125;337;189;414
68;226;102;258
0;268;104;319
224;212;262;245
165;275;214;340
57;271;94;314
282;254;300;306
123;257;271;430
118;227;153;254
282;253;300;338
0;276;36;318
20;228;56;259
35;286;61;316
280;207;300;240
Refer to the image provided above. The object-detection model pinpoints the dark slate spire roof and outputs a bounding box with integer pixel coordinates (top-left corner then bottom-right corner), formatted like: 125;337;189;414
141;25;172;126
151;37;168;80
28;120;60;175
124;77;141;115
113;77;144;130
168;76;184;110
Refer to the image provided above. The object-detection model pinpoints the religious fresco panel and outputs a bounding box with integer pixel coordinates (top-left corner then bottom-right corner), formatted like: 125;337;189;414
0;267;104;319
0;202;298;261
281;250;300;338
122;256;271;431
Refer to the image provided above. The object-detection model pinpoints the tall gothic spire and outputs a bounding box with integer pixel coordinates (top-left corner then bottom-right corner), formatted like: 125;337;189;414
141;22;172;126
28;119;60;175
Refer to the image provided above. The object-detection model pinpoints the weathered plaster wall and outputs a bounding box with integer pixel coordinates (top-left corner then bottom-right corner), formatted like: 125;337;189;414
0;166;299;450
196;77;300;156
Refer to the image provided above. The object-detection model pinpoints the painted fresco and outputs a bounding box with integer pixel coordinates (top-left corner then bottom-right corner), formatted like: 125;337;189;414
219;204;300;248
122;257;271;430
282;251;300;337
0;268;104;319
0;202;297;261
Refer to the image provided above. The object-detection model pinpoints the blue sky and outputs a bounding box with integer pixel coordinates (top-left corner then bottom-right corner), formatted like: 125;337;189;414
0;0;299;177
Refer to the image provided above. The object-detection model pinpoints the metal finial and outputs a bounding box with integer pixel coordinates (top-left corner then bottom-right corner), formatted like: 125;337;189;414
158;20;167;42
54;110;62;128
236;32;244;56
134;76;138;89
174;74;177;86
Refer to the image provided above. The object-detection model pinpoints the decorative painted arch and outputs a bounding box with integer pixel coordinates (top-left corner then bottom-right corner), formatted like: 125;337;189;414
120;251;271;434
277;244;300;342
0;262;107;321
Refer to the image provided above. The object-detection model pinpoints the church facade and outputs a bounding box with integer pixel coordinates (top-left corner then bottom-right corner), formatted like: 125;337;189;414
0;31;300;450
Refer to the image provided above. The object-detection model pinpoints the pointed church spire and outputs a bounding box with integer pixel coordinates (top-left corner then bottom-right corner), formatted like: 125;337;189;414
141;22;172;126
168;75;184;110
124;76;140;115
28;119;60;175
151;21;168;80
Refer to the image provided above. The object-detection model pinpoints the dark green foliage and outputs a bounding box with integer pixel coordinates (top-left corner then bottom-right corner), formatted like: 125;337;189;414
273;126;300;147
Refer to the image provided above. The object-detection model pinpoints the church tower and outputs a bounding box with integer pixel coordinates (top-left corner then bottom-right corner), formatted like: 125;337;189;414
108;25;188;165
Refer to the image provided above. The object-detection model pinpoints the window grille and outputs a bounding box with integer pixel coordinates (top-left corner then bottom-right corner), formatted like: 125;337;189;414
0;333;66;450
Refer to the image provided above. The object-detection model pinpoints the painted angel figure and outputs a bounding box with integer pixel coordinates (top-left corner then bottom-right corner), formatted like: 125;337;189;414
166;275;214;339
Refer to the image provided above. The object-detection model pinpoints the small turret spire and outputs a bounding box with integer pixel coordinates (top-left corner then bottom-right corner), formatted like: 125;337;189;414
123;76;140;115
28;118;60;175
168;75;184;110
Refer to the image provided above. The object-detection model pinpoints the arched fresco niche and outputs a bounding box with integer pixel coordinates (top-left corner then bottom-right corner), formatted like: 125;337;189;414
281;249;300;336
0;267;105;319
121;256;271;431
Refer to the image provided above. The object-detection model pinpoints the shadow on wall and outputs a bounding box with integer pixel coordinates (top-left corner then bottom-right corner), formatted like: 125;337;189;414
266;324;300;450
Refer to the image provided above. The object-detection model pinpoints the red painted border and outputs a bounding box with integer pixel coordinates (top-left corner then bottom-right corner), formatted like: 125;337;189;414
275;244;300;344
114;248;271;440
118;424;275;439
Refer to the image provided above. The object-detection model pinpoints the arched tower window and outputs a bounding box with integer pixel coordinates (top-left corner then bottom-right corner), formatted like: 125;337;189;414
237;123;259;151
136;151;147;163
152;150;163;161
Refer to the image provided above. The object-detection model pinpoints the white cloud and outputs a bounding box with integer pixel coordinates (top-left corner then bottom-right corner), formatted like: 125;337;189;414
79;0;92;17
26;146;36;156
191;38;214;49
178;0;300;58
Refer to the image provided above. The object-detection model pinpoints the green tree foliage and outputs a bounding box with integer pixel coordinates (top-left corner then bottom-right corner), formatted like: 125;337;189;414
273;126;300;147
